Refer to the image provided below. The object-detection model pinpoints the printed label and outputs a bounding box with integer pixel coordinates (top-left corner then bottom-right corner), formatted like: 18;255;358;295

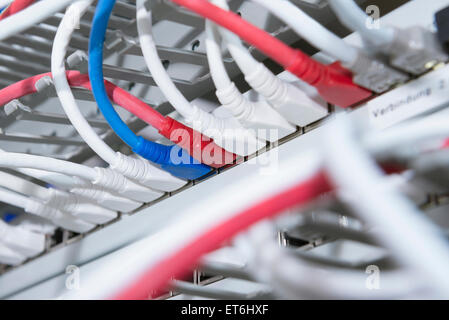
368;64;449;129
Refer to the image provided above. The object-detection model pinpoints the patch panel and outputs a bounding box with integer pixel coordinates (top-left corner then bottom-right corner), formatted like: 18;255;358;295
0;0;448;302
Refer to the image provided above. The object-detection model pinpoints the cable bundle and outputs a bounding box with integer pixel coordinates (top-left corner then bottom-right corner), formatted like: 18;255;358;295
0;0;448;302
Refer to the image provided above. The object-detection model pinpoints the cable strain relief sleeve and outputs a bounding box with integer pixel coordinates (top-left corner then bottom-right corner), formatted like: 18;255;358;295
215;83;253;120
0;220;7;239
161;145;213;180
186;106;240;166
92;167;128;194
286;50;324;85
111;152;151;184
70;185;106;204
184;105;226;138
72;176;90;188
160;117;235;169
159;117;205;161
25;200;62;220
244;62;287;102
132;136;170;165
185;106;230;156
288;52;372;107
46;189;76;212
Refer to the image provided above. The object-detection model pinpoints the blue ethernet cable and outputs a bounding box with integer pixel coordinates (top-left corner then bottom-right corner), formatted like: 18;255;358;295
88;0;212;180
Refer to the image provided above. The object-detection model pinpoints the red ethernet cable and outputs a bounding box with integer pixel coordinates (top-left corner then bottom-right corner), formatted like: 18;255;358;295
106;158;411;300
0;71;236;168
169;0;372;108
442;139;449;149
112;171;332;300
108;158;414;300
0;0;34;20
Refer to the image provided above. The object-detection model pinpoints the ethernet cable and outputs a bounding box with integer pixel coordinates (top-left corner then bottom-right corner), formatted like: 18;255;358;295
136;0;266;156
69;70;235;169
63;69;235;168
328;0;395;50
69;178;142;213
114;170;329;300
89;0;215;179
65;53;235;169
0;0;34;20
52;0;186;192
363;113;449;158
253;0;357;65
443;139;449;149
324;116;449;297
0;187;95;233
65;152;330;299
243;0;408;93
67;115;449;299
210;0;328;127
13;167;143;213
7;211;60;236
204;19;296;140
65;114;449;299
66;122;449;299
328;0;449;75
0;72;219;180
8;75;233;175
234;222;421;299
14;167;77;191
0;218;45;258
0;0;78;41
168;0;372;108
113;116;449;300
0;0;14;11
0;171;117;224
0;242;26;266
0;151;162;203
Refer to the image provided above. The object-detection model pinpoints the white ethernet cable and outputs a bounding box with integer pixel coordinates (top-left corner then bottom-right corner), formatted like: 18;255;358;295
363;113;449;158
0;219;45;259
65;150;322;299
0;0;77;41
14;168;78;191
204;19;296;141
13;167;142;213
210;0;328;124
234;222;422;299
216;0;407;94
0;187;95;233
0;151;161;203
324;116;449;297
51;0;186;193
256;0;358;65
0;0;13;9
328;0;448;75
136;0;265;157
0;243;26;266
328;0;395;50
254;0;408;92
0;171;117;224
6;213;58;236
